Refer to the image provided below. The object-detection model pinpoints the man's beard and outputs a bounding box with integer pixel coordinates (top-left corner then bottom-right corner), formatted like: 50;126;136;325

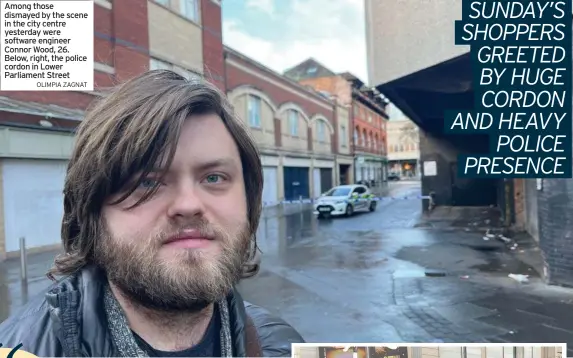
95;218;251;313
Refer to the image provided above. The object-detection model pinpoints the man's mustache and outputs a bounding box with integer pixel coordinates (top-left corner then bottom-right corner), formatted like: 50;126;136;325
155;220;222;244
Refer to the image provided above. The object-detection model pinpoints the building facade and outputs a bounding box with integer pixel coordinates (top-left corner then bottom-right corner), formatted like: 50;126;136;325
348;77;388;185
224;47;349;204
0;0;223;260
284;59;388;185
387;118;420;178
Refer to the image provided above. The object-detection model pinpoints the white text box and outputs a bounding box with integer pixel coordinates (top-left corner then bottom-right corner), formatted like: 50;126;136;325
0;0;94;91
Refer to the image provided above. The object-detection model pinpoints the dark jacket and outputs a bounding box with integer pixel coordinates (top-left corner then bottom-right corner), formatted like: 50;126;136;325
0;266;304;357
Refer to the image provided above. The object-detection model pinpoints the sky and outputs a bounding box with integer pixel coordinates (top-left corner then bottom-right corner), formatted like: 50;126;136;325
222;0;369;84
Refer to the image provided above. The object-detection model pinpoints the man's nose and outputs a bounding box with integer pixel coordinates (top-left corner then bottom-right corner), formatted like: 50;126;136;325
166;183;206;219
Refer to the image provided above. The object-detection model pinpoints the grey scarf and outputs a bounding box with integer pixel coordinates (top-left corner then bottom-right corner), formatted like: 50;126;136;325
103;286;233;357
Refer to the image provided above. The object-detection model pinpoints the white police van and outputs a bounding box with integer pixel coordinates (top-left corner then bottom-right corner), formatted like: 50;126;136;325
313;184;377;219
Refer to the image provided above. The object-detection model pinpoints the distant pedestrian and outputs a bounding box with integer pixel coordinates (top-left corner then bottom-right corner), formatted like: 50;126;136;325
0;70;304;357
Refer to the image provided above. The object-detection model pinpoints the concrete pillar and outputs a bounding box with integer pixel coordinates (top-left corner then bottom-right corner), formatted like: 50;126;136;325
0;158;5;262
309;161;316;198
333;161;338;187
348;163;355;183
277;156;285;201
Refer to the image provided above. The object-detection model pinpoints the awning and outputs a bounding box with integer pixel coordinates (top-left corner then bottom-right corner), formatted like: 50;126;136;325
0;96;84;121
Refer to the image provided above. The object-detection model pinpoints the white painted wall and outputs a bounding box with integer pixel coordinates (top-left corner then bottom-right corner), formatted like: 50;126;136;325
313;168;321;197
2;159;67;251
262;166;279;205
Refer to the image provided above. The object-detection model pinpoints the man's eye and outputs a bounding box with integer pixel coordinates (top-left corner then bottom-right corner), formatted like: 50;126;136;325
205;174;223;184
138;178;159;188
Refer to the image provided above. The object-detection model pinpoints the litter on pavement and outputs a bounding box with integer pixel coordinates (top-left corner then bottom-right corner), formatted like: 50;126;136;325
508;273;529;283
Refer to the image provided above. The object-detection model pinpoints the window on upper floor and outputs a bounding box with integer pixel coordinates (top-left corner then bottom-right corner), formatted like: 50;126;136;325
180;0;199;23
247;95;261;128
150;59;201;81
353;129;358;144
368;113;372;122
341;125;348;146
173;65;201;81
288;110;298;136
317;121;326;142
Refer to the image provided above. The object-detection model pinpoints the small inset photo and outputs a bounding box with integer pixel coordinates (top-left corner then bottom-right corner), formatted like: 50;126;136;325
292;344;565;358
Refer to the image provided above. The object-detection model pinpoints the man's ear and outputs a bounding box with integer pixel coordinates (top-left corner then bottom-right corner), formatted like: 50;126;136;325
241;247;261;279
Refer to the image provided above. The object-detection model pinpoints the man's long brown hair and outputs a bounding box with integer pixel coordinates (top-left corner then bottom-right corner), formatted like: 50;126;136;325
48;70;263;279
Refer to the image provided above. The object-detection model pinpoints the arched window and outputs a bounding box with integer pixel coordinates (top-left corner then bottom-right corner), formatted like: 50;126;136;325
288;110;298;136
317;121;326;141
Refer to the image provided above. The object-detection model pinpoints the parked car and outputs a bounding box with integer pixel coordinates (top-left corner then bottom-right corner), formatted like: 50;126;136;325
313;184;377;219
387;173;400;181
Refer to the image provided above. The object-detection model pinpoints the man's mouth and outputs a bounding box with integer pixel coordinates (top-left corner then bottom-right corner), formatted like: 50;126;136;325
163;229;214;249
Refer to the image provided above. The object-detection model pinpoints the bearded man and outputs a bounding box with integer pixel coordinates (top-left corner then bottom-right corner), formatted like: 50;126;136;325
0;70;304;357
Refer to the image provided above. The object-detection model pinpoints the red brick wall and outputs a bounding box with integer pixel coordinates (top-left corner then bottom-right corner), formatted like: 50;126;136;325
0;1;149;111
201;0;225;91
93;3;115;88
94;4;113;66
353;100;387;156
111;0;150;82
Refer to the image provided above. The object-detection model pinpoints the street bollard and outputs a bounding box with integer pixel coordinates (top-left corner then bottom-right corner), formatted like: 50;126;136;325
428;191;436;211
19;236;27;282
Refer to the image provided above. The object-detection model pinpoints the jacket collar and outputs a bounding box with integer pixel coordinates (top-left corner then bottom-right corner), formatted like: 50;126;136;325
45;266;250;357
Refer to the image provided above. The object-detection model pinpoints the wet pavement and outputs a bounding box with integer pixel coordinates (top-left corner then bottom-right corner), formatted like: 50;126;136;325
2;182;573;354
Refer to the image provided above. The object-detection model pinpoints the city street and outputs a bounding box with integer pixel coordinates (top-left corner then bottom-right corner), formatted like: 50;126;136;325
1;182;573;354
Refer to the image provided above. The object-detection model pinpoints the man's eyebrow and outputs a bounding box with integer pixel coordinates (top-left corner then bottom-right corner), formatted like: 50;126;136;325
194;158;237;171
139;158;237;177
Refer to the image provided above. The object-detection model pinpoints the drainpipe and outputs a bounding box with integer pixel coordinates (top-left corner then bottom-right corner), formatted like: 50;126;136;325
223;51;228;92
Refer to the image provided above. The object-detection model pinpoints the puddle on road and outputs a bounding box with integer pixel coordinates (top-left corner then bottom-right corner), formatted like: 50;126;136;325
472;255;539;277
393;269;426;278
464;244;503;252
393;268;448;278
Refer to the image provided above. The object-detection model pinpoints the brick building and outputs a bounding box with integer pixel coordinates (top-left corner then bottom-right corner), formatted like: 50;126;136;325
284;59;389;184
387;117;420;179
224;47;353;203
0;0;224;260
